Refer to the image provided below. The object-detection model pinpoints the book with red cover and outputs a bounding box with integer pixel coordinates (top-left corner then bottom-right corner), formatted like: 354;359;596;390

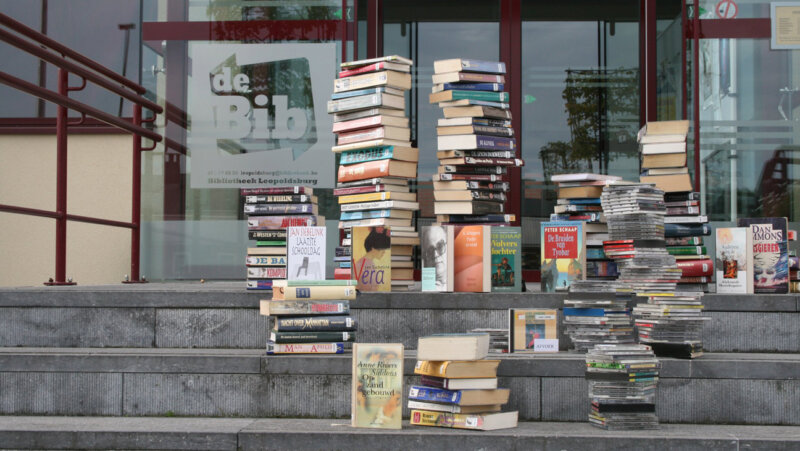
676;258;714;277
453;225;491;292
338;160;417;182
241;186;313;195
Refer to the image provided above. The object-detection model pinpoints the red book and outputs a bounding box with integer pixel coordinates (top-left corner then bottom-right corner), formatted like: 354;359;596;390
240;186;312;195
337;160;417;182
676;258;714;277
338;61;410;78
334;267;352;280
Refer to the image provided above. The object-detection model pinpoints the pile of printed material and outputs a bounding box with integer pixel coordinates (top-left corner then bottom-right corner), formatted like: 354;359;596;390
600;183;707;359
329;55;419;289
563;280;635;352
586;344;660;430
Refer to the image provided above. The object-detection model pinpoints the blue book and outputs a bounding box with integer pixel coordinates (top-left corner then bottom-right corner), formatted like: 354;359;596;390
436;59;506;74
441;98;509;109
560;198;602;205
338;261;352;269
340;209;394;221
440;82;504;92
563;308;608;317
407;386;462;404
339;146;409;165
246;279;274;290
665;223;712;237
330;86;402;100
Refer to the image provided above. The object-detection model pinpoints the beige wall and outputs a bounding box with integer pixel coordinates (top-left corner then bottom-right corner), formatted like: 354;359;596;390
0;134;133;287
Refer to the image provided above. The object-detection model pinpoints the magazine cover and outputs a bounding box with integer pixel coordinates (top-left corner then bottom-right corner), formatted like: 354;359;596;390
351;343;404;429
352;226;392;291
286;226;326;280
540;221;585;292
737;217;789;294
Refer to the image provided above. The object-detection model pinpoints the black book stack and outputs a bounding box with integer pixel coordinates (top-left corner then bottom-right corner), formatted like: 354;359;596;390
586;344;660;430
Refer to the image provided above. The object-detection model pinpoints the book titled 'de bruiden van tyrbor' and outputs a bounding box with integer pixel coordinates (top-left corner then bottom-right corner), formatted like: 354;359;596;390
540;221;585;292
351;343;404;429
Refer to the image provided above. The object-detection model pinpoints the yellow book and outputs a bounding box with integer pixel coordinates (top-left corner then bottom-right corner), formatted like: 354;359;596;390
414;360;500;379
338;191;417;204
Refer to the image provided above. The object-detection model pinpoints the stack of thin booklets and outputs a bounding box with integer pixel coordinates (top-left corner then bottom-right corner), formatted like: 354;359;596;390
586;344;660;430
329;55;419;290
430;58;521;227
632;292;708;358
563;280;635;352
242;186;321;290
470;328;509;353
637;121;711;292
260;280;357;354
408;333;518;430
551;173;623;280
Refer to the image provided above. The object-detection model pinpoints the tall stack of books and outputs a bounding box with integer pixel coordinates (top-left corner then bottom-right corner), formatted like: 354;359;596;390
550;173;623;281
637;120;711;292
329;55;419;289
430;58;522;226
563;280;635;352
260;280;357;354
586;344;660;430
242;186;321;290
408;333;518;431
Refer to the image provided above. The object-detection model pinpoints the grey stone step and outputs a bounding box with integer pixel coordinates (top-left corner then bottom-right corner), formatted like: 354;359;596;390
0;416;799;450
0;348;797;425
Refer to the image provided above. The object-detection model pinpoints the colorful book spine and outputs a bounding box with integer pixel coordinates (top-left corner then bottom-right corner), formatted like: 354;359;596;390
245;256;287;266
246;280;274;290
340;209;396;220
247;216;319;229
272;315;357;332
241;186;310;195
333;184;396;196
408;386;461;404
266;342;344;354
245;195;312;204
439;82;503;92
246;267;287;279
339;146;401;165
261;300;350;316
436;90;509;102
270;331;355;343
248;230;288;240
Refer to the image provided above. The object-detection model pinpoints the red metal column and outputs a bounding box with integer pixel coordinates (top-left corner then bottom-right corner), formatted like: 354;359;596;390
500;0;521;227
47;67;75;285
692;1;700;191
681;0;687;119
366;0;382;58
124;103;145;283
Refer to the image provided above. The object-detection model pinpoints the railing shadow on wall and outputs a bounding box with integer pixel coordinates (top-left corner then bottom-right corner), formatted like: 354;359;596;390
0;13;163;285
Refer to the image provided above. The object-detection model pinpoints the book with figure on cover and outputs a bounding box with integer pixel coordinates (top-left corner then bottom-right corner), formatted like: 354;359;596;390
491;227;522;292
352;226;392;292
509;308;558;353
421;225;454;292
737;217;789;294
286;227;326;281
540;221;586;292
351;343;404;429
716;227;753;294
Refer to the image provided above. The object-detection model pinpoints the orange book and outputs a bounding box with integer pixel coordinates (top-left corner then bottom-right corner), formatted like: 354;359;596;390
338;160;417;183
453;225;491;292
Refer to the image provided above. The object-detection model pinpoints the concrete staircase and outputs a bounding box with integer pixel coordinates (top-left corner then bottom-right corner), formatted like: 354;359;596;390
0;283;798;449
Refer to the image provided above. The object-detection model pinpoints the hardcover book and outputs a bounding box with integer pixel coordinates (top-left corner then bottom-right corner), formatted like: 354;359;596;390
410;410;518;431
267;342;344;354
272;315;357;332
417;333;489;361
352;226;392;292
737;217;789;294
271;285;357;301
259;300;350;316
540;221;586;292
407;386;510;406
351;343;404;429
491;227;522;292
509;308;558;353
421;225;454;292
453;225;492;292
414;360;500;379
286;227;326;281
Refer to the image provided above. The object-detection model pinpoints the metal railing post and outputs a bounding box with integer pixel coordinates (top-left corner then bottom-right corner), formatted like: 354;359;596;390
124;103;146;283
46;67;75;285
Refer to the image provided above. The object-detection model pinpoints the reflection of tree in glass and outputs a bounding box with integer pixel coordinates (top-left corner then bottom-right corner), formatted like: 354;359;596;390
206;1;341;22
540;68;638;181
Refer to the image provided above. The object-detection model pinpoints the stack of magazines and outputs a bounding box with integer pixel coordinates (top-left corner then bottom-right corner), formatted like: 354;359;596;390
586;344;660;430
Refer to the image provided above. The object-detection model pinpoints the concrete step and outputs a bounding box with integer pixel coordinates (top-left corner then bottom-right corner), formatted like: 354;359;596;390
0;348;797;425
0;416;799;450
0;284;798;352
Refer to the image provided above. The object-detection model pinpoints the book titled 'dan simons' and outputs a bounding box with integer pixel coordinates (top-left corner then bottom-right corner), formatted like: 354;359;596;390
737;217;789;294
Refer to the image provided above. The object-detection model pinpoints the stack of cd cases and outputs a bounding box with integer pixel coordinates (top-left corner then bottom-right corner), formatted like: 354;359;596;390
586;344;660;430
563;280;635;352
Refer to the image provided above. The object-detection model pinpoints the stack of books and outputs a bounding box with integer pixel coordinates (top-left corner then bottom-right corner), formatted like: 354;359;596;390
632;292;708;358
430;58;522;226
550;173;623;281
470;328;510;353
586;344;660;430
242;186;321;290
563;280;635;352
333;245;351;280
261;280;357;354
329;55;419;289
408;333;518;430
637;120;710;292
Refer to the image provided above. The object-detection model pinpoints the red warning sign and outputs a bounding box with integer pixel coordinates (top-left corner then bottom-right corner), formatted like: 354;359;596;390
716;0;738;19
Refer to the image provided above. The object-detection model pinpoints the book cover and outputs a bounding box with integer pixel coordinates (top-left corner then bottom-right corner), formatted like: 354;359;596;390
491;227;522;292
453;225;491;292
540;221;586;292
737;217;789;294
351;343;404;429
421;225;454;292
352;226;392;291
509;308;558;353
286;227;326;281
716;227;753;294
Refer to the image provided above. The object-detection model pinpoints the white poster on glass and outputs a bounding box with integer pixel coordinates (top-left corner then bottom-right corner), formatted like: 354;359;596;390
188;43;336;188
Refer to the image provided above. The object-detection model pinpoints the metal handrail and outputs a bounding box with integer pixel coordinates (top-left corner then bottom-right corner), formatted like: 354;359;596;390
0;12;163;285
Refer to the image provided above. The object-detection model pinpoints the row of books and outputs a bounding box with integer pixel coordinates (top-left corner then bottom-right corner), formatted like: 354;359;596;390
329;55;419;291
420;225;522;292
429;58;522;224
242;186;322;290
260;280;357;354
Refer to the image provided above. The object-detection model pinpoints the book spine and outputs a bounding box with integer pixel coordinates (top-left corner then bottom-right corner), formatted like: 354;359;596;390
676;259;714;277
248;230;288;240
460;59;506;73
246;280;275;290
448;90;509;102
441;82;503;92
279;285;357;300
463;157;522;166
270;331;355;343
247;215;318;229
339;146;395;165
338;62;385;78
666;206;701;215
337;160;389;182
245;256;287;266
667;246;707;256
244;204;316;215
470;125;514;137
340;209;394;220
266;342;344;354
418;376;447;389
327;94;384;113
436;173;505;182
334;72;392;92
457;73;504;82
336;126;394;144
441;165;506;175
265;300;350;315
332;115;383;133
273;316;357;332
408;386;460;404
665;236;702;246
241;187;307;195
246;267;287;279
664;223;711;237
410;410;482;430
245;195;311;204
339;191;404;203
339;200;397;211
332;185;387;196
